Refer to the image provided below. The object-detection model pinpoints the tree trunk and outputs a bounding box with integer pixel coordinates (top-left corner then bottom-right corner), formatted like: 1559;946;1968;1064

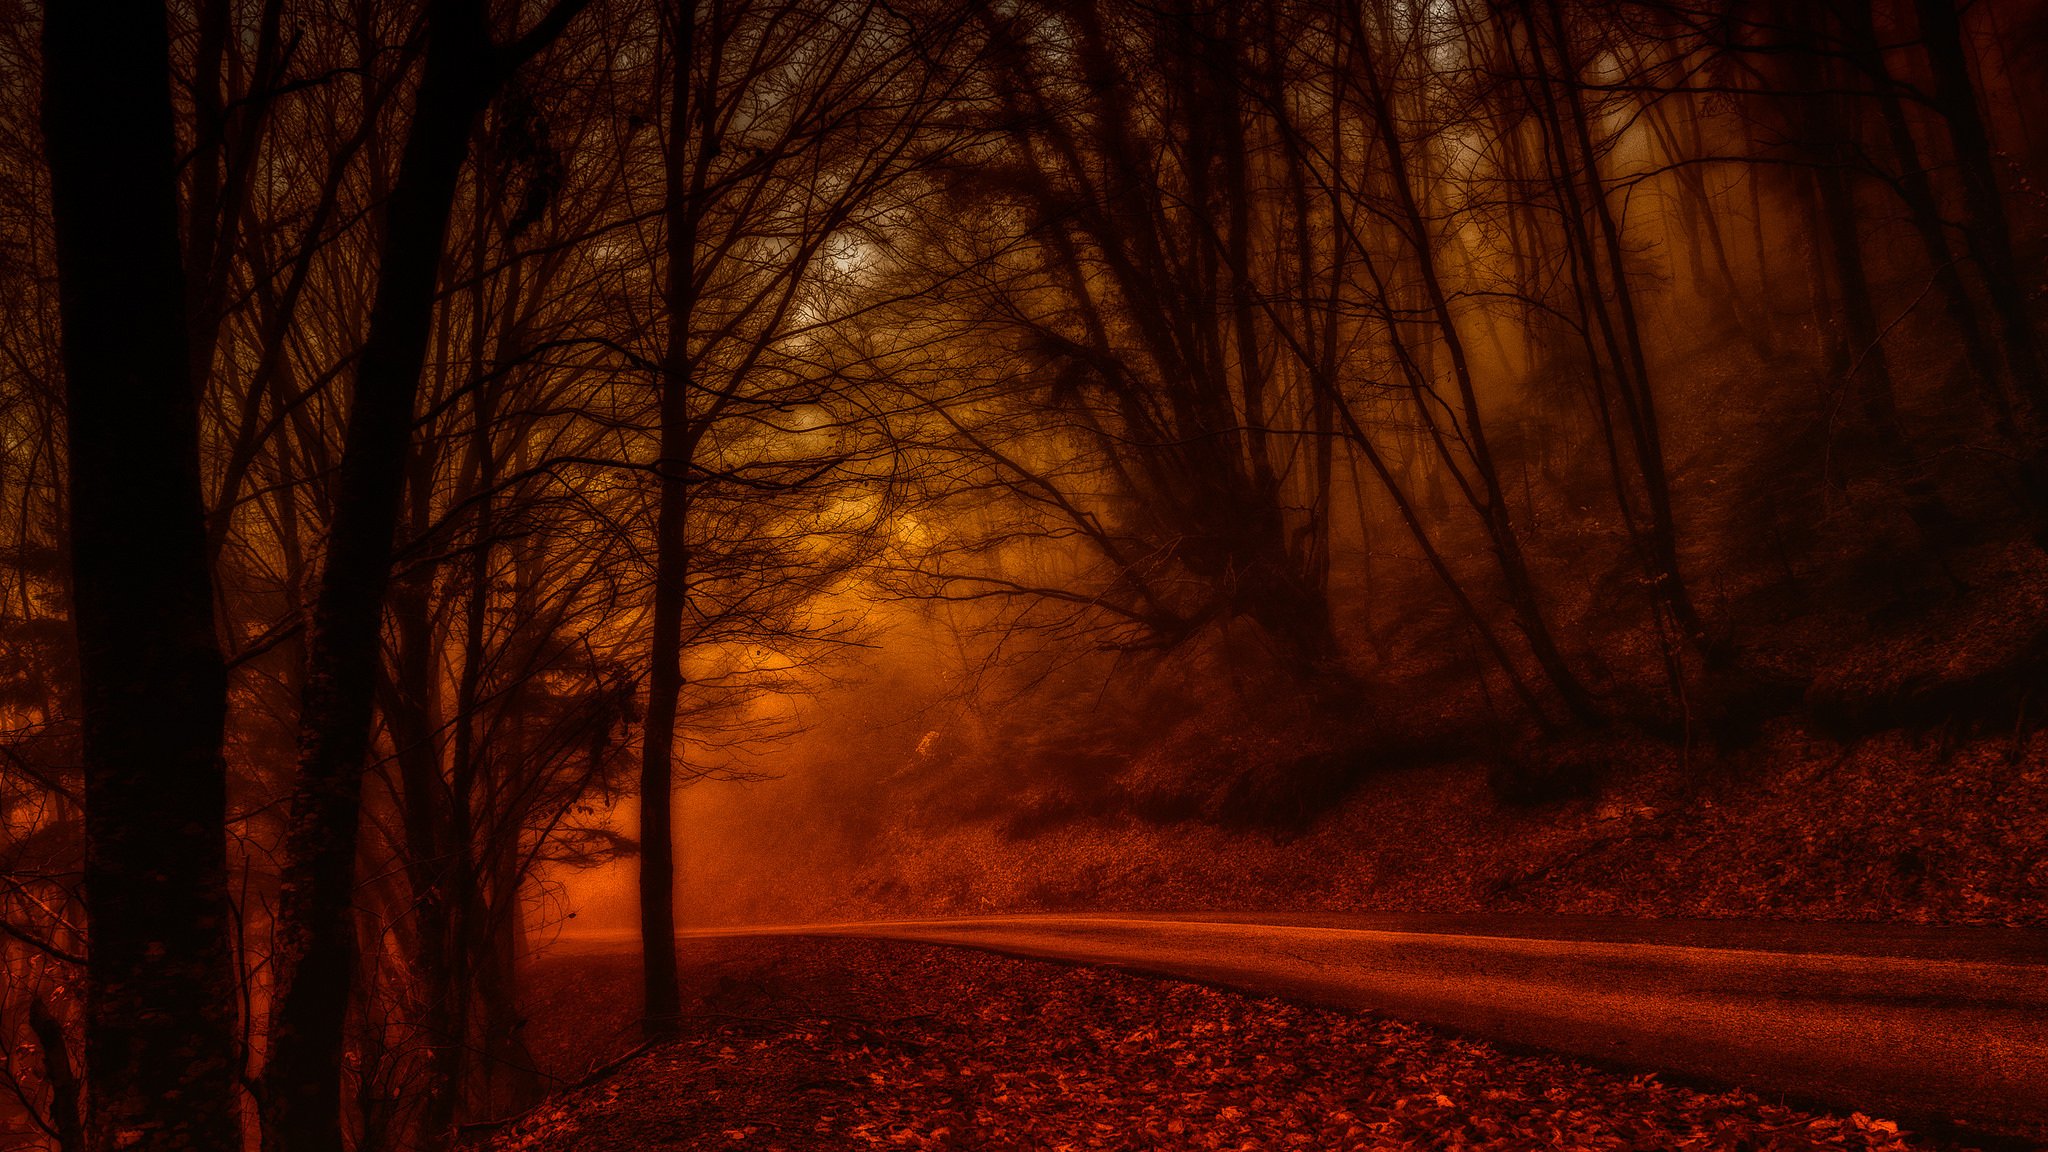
1841;0;2016;432
40;4;243;1150
1811;134;1958;544
640;0;708;1040
1915;0;2048;412
1795;11;1957;543
261;4;511;1150
28;996;83;1152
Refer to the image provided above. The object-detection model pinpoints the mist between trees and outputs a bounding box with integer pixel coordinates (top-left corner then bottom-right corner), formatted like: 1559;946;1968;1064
0;0;2043;1148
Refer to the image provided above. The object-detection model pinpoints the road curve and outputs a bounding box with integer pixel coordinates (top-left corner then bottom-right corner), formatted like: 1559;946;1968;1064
565;913;2048;1140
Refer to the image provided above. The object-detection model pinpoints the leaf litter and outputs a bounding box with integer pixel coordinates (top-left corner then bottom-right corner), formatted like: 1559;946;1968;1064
487;938;1961;1151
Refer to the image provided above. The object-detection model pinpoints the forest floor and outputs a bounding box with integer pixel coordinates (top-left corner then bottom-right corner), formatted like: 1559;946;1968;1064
489;936;1974;1152
669;721;2048;931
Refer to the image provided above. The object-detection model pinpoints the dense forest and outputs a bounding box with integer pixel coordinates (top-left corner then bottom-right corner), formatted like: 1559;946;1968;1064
1;0;2045;1148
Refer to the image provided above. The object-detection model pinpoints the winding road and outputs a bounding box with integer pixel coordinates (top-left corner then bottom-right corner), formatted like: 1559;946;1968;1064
565;912;2048;1141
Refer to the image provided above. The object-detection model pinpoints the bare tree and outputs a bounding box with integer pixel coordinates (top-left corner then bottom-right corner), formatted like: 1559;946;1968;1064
261;4;588;1150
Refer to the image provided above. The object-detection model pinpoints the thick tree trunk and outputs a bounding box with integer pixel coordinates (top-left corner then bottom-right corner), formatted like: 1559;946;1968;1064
40;4;243;1150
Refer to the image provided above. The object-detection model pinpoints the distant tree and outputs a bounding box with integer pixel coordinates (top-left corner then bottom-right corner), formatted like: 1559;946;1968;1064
630;0;947;1037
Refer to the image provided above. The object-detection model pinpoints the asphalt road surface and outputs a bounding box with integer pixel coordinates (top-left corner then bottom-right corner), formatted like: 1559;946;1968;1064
566;913;2048;1140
